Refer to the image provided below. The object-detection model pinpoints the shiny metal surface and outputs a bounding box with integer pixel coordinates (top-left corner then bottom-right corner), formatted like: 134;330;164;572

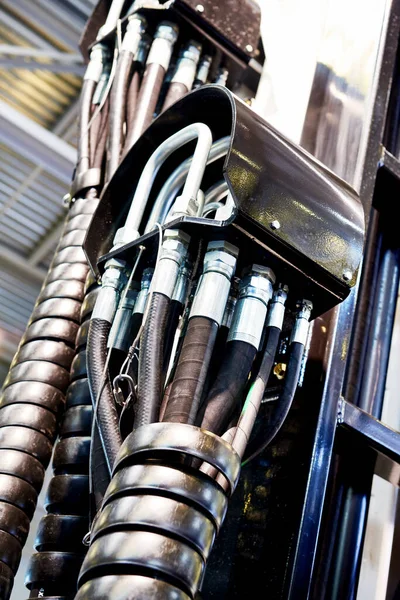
115;422;241;495
104;463;228;528
78;529;204;596
92;494;215;558
76;574;190;600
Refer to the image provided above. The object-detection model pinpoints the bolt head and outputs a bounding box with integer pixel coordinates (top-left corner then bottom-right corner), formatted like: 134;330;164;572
246;44;254;53
342;270;352;282
207;240;239;258
196;4;205;12
270;220;281;231
274;362;287;380
249;264;276;284
164;228;191;247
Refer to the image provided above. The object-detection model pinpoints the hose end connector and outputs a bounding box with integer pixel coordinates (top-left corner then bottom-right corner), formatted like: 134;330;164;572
290;299;313;345
152;229;191;298
266;284;289;329
227;264;275;348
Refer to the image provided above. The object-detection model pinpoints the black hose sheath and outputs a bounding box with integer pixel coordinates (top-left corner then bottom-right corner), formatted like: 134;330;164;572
258;326;281;384
201;341;256;436
87;318;122;470
243;340;304;465
136;292;170;428
78;78;96;176
163;317;219;425
162;300;182;379
108;49;133;178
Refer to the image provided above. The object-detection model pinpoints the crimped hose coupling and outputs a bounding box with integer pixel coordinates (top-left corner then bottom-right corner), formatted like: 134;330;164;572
75;423;241;599
228;264;275;350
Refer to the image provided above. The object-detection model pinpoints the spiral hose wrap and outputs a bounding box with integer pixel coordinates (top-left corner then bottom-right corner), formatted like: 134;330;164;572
25;270;99;600
75;422;241;599
0;191;99;598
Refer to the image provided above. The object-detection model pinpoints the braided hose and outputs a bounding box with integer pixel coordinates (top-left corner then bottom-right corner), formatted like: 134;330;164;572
75;422;241;599
25;272;99;599
0;192;99;599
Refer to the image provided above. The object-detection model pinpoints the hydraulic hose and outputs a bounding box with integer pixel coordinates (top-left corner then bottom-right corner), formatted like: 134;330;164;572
87;318;122;471
163;316;219;424
242;340;305;465
136;292;170;428
77;78;96;176
240;299;312;465
161;41;201;112
201;340;257;435
107;16;146;179
124;22;178;153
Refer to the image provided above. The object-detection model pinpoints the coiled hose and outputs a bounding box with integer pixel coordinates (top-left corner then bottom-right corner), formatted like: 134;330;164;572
24;271;99;600
75;422;241;600
136;292;170;428
0;191;99;599
162;316;219;425
201;341;257;436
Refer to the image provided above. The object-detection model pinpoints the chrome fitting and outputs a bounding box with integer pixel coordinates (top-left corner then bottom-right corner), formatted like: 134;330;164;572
227;264;275;348
122;15;147;53
190;240;239;325
152;229;191;298
172;259;192;304
92;259;127;322
290;299;313;345
84;43;108;82
171;41;202;89
195;54;212;86
133;268;154;315
215;67;229;87
147;22;179;71
266;284;288;329
135;34;151;65
221;279;239;329
108;281;140;351
92;61;111;105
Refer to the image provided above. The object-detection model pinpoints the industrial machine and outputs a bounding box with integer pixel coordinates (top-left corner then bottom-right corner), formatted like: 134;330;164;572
1;0;400;599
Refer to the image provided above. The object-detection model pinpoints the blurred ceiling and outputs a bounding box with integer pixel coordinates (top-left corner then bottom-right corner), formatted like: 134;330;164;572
0;0;97;382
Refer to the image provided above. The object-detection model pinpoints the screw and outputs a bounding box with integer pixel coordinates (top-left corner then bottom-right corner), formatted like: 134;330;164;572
342;270;352;282
270;220;280;231
196;4;204;12
246;44;254;53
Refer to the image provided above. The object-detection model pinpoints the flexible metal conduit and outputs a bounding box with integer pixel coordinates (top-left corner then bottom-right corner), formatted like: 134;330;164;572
75;422;241;600
0;191;99;600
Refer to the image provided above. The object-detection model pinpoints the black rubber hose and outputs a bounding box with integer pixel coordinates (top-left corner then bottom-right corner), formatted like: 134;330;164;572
77;78;96;176
136;292;170;428
108;49;134;178
258;326;281;384
162;299;183;378
201;341;256;436
163;317;219;425
87;318;122;471
243;340;304;465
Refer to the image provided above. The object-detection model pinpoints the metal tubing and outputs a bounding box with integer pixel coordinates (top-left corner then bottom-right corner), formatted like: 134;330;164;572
116;123;213;245
145;136;230;232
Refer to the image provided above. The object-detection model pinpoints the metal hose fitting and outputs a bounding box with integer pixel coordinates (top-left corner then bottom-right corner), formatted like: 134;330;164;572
75;423;241;599
227;265;275;349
